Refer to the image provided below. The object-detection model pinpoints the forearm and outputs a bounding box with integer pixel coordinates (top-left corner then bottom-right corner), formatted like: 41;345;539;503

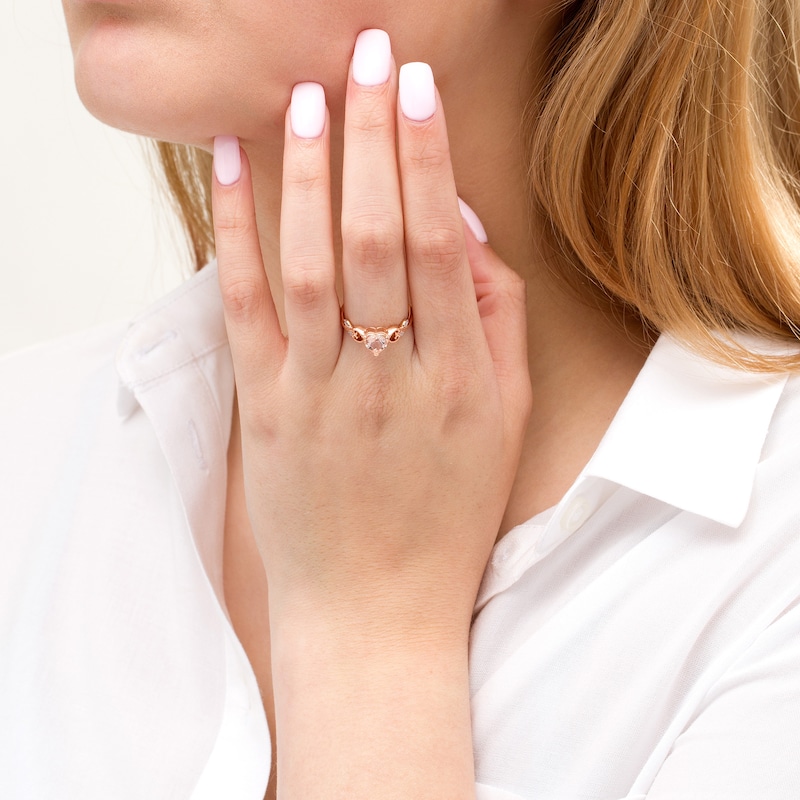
270;610;476;799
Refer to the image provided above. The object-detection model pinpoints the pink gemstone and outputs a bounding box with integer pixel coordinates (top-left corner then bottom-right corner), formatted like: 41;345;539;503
365;332;388;354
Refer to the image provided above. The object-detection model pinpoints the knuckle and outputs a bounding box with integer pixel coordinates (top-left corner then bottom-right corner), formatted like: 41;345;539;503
343;215;404;268
282;269;330;311
434;362;483;413
286;155;327;195
407;137;450;176
409;220;464;273
219;272;263;323
350;101;392;142
292;169;327;196
215;205;256;244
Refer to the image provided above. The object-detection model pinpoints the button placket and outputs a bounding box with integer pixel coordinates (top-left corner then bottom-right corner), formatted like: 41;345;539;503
533;478;618;560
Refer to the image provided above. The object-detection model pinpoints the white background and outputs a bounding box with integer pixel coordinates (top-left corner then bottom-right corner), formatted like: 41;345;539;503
0;0;189;357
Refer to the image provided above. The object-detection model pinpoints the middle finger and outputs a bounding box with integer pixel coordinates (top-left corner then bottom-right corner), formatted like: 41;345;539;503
340;30;410;350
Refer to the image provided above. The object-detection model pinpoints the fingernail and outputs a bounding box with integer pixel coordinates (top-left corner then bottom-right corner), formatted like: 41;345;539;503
399;62;436;121
291;82;326;139
353;29;392;87
213;136;241;185
458;197;489;244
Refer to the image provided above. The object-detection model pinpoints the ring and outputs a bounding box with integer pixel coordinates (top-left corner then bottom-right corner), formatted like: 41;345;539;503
340;305;413;357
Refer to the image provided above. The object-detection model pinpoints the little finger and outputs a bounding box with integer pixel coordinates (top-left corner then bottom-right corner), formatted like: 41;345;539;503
397;64;484;366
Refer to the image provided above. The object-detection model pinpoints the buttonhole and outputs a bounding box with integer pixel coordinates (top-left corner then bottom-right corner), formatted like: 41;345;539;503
187;419;209;471
136;329;178;358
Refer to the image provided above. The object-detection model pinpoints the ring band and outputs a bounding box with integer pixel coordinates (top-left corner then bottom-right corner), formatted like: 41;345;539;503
340;305;413;356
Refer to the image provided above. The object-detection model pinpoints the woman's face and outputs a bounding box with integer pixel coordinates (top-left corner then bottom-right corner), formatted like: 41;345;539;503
62;0;543;149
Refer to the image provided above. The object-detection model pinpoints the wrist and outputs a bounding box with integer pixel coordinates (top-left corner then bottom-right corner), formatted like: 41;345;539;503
270;611;476;799
267;579;476;655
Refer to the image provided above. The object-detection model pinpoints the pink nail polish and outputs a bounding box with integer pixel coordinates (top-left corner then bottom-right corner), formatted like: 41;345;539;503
291;82;327;139
213;136;241;186
458;198;489;244
353;29;392;87
399;62;436;121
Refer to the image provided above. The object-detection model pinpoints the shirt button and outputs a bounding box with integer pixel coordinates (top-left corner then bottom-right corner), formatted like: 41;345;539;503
491;543;513;569
560;496;591;535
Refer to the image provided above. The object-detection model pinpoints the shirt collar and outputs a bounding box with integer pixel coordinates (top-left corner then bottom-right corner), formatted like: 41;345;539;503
114;260;235;606
115;261;229;419
584;333;791;528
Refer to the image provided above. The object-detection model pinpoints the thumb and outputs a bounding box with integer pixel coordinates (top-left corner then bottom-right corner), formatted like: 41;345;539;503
458;198;531;411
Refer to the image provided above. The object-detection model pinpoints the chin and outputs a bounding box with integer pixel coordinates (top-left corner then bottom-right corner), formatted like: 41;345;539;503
70;20;286;148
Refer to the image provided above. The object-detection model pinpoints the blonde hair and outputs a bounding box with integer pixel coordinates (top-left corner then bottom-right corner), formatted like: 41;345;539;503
150;141;215;272
151;0;800;371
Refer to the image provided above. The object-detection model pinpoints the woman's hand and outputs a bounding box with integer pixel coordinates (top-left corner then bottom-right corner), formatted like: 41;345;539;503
212;29;531;798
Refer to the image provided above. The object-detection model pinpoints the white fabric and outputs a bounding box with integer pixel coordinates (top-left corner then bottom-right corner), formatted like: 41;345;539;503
2;261;800;799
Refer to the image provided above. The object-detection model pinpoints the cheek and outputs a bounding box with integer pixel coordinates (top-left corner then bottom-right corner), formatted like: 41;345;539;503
67;3;359;145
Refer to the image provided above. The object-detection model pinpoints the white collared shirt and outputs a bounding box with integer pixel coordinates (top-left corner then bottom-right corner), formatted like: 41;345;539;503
2;262;800;799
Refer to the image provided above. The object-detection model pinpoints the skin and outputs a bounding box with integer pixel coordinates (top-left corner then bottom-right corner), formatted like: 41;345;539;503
62;1;653;796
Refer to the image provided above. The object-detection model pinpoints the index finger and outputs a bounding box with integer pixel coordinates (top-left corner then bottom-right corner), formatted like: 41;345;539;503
212;136;286;398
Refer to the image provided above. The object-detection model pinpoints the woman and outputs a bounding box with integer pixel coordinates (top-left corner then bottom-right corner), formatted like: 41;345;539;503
2;0;800;797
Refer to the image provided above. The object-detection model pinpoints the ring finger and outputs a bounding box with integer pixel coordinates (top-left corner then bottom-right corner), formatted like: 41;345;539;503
340;29;411;358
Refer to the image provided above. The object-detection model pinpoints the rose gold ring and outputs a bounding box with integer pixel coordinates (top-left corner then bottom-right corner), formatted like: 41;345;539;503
340;305;412;357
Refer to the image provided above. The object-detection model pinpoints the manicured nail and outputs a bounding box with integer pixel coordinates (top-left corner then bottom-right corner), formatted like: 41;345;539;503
353;29;392;87
291;82;326;139
399;62;436;121
458;198;488;244
213;136;241;186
